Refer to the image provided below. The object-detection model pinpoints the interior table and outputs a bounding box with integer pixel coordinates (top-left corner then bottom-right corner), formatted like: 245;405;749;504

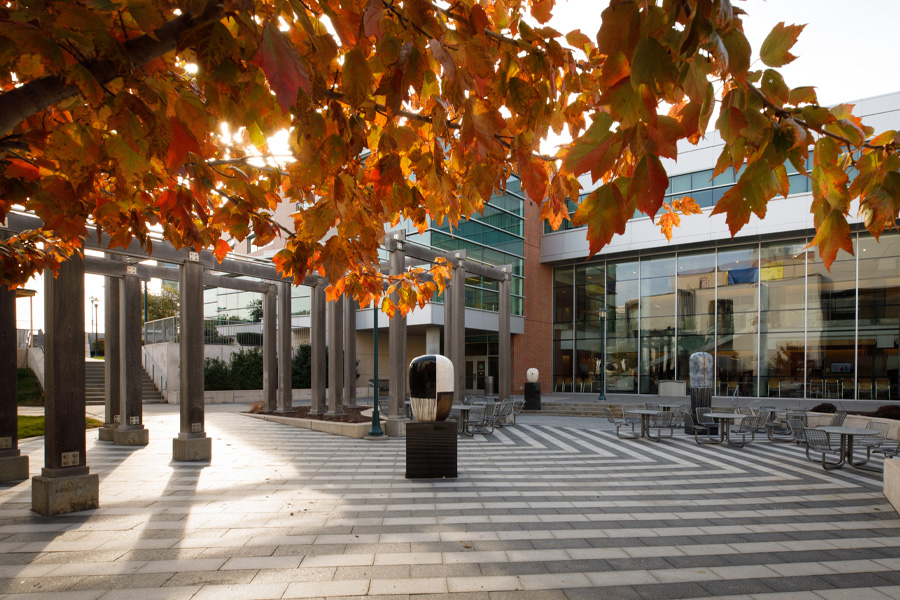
702;413;747;446
817;426;880;471
625;409;662;439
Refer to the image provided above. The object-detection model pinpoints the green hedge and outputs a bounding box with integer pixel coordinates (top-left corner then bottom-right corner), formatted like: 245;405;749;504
205;344;356;390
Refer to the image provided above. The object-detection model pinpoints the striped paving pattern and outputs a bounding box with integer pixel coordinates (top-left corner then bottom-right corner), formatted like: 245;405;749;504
1;406;900;600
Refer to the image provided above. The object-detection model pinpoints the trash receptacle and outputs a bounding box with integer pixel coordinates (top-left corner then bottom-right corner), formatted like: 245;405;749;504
484;376;495;396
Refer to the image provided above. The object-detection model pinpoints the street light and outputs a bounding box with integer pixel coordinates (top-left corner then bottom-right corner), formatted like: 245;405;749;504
90;296;99;357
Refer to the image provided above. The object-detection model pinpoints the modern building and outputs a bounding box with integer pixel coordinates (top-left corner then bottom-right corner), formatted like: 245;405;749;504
544;91;900;401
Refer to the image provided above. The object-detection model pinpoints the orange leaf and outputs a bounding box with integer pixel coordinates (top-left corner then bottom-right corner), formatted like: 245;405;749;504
252;22;311;113
627;155;668;220
213;239;230;263
808;210;854;269
166;117;201;170
4;159;41;182
760;22;805;68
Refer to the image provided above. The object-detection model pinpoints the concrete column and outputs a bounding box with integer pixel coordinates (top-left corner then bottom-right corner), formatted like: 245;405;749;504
498;267;511;401
114;271;148;446
263;286;277;412
277;282;292;413
425;326;441;355
32;254;99;515
444;279;454;378
343;298;357;406
0;257;28;482
326;296;344;415
310;279;326;415
451;259;466;404
388;235;407;430
173;256;211;461
98;268;120;442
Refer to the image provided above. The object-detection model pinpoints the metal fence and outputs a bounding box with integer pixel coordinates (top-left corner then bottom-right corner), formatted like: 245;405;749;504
143;317;264;346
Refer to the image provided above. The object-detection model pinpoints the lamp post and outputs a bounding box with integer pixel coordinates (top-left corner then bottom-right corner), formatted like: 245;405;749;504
89;296;99;357
597;313;607;402
368;300;384;437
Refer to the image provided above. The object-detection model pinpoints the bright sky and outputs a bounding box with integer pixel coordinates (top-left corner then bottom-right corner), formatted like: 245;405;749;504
15;0;900;333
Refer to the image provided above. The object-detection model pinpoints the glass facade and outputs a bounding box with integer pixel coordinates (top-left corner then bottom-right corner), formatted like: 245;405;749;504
203;283;311;321
544;157;813;234
423;177;526;316
552;232;900;400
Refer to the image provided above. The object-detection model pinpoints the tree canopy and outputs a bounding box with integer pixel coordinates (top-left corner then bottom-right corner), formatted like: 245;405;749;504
1;0;898;314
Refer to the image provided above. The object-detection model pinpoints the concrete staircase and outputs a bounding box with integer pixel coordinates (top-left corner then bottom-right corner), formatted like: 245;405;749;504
523;400;609;417
84;360;165;405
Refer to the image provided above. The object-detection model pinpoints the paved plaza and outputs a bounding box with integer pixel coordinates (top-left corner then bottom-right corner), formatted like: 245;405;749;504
2;404;900;599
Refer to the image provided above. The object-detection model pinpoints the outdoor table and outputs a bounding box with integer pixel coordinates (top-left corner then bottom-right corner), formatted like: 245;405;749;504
702;412;746;445
625;409;661;439
817;426;878;471
452;404;471;436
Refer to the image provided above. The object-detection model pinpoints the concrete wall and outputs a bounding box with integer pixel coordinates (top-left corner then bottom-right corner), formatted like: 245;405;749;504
142;342;243;401
886;459;900;516
355;331;425;392
26;347;44;388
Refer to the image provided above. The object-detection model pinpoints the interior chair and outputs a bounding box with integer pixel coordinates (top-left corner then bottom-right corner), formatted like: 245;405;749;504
876;378;891;400
858;380;874;399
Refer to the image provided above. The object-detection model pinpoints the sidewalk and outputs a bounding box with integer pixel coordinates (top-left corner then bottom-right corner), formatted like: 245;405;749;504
2;403;900;599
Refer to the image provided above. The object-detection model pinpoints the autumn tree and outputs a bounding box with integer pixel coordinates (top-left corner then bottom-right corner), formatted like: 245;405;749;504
144;284;180;322
1;0;898;313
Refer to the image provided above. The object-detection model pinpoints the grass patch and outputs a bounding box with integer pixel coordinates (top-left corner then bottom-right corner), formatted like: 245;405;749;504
17;368;43;406
18;416;103;440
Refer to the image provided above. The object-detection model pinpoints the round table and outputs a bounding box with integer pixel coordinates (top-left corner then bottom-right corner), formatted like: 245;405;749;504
817;426;876;470
702;413;747;445
626;409;662;439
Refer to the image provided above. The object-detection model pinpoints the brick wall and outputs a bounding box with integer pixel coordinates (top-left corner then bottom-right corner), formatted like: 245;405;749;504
510;198;554;393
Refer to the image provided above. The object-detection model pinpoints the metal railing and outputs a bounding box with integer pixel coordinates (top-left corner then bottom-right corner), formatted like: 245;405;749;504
143;316;264;346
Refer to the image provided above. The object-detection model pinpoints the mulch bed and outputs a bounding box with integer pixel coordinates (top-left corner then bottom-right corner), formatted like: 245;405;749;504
254;405;373;423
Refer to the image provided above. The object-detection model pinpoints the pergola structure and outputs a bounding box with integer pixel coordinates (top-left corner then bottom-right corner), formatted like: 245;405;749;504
1;214;513;515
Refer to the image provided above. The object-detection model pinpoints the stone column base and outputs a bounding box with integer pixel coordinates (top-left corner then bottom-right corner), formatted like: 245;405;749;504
0;455;29;482
32;473;99;516
173;436;211;461
113;427;149;446
385;417;408;438
98;426;117;442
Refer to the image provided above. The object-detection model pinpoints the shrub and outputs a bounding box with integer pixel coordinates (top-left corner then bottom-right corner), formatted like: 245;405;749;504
811;402;837;413
873;405;900;421
292;344;312;389
229;347;264;389
204;357;232;391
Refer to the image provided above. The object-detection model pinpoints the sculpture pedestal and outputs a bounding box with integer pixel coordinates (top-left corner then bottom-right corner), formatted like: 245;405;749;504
524;382;541;410
405;421;457;479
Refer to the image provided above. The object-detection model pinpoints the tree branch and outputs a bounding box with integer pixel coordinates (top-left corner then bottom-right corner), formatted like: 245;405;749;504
0;0;224;136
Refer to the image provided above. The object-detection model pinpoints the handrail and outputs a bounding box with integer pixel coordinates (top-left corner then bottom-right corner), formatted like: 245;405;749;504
142;348;167;391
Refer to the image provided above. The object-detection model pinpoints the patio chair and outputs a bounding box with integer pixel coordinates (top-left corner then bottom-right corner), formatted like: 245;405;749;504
804;427;843;470
684;413;719;445
466;404;492;435
754;409;772;433
647;411;674;442
737;406;754;416
874;436;900;459
495;398;515;428
645;402;660;411
482;402;503;431
822;411;847;427
602;406;639;439
695;407;718;434
787;417;808;445
511;396;525;417
670;405;688;428
854;421;889;461
767;411;794;441
727;414;759;448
